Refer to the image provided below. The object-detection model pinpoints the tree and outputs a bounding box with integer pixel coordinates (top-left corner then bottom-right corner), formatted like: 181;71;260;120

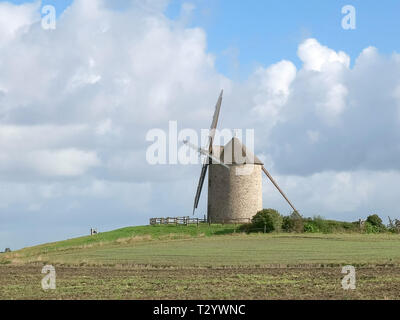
251;209;283;233
366;214;386;232
282;211;304;233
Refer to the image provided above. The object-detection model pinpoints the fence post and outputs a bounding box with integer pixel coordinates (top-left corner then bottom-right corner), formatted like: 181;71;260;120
264;223;266;234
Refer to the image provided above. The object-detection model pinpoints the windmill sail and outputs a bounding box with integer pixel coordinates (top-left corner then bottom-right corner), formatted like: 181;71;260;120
193;161;208;214
183;140;230;169
192;90;224;214
208;90;223;151
262;166;298;213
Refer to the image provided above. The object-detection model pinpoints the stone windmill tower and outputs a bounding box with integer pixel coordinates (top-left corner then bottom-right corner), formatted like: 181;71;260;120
191;90;298;223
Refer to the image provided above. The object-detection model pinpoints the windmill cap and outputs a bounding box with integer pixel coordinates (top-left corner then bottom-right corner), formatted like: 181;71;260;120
213;137;263;165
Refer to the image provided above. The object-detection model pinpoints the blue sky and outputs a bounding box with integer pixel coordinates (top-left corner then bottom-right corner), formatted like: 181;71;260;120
6;0;400;78
171;0;400;78
1;0;400;249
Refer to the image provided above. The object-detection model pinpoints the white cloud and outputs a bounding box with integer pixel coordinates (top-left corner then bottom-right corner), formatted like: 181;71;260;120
317;83;348;120
0;1;40;47
0;124;88;151
266;42;400;176
393;84;400;120
252;60;297;119
298;38;350;72
28;149;100;177
262;170;397;221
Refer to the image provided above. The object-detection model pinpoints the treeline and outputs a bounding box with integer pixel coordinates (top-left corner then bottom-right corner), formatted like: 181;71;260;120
240;209;400;234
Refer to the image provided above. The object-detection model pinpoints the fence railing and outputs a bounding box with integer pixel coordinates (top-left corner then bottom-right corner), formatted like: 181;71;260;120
150;216;206;226
149;216;288;234
149;216;252;226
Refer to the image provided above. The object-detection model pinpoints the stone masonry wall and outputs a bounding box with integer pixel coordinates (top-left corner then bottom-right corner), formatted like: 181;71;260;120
208;164;262;223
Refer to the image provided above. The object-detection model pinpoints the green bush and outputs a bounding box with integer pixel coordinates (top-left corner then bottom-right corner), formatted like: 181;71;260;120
300;216;360;234
366;214;386;232
250;208;283;233
237;223;252;233
366;214;382;226
242;212;388;235
282;211;304;233
304;222;319;233
314;216;359;233
365;222;379;234
282;216;293;232
312;216;330;232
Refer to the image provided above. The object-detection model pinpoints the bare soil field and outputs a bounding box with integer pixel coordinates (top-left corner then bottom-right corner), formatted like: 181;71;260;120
1;264;400;300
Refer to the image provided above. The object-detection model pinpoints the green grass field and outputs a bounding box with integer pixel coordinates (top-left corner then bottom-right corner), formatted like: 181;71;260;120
1;225;400;299
3;225;400;266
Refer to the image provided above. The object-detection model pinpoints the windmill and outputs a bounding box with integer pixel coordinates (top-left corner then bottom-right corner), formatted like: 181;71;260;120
190;90;298;223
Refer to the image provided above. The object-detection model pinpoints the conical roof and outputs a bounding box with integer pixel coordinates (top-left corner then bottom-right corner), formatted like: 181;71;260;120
213;137;263;165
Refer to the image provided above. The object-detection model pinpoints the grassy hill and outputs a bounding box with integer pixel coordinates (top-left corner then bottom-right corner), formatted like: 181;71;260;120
16;224;235;252
0;224;237;265
2;224;400;267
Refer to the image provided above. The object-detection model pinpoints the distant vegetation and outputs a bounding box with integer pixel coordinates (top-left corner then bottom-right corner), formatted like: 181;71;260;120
242;209;400;234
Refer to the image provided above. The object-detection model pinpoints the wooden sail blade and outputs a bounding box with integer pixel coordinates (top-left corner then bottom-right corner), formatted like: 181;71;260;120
193;90;223;215
193;161;208;214
262;166;298;213
208;90;223;152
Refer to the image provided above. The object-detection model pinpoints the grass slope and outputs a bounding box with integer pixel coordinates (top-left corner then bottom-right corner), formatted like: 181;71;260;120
0;224;236;264
2;225;400;267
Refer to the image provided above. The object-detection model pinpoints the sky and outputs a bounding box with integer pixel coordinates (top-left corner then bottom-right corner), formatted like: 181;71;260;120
1;0;400;249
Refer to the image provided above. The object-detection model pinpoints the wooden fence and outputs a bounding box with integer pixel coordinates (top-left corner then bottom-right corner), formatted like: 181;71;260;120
149;217;252;226
149;216;206;226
